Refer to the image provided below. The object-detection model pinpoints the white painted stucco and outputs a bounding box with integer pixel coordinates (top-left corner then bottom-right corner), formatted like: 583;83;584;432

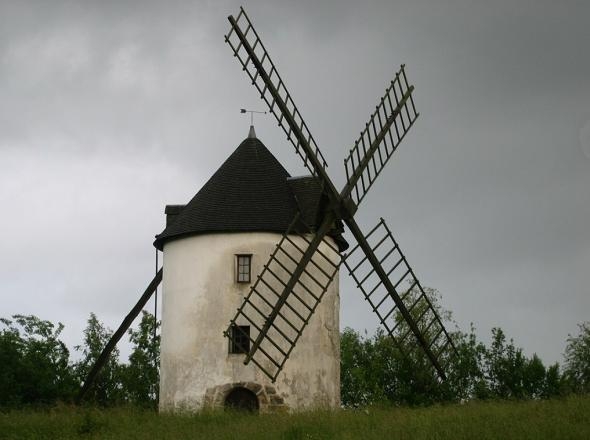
159;231;340;412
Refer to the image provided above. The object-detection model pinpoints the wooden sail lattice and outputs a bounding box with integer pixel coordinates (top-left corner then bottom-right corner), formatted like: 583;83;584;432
342;65;419;207
224;6;457;382
225;216;342;382
226;7;328;177
344;218;456;374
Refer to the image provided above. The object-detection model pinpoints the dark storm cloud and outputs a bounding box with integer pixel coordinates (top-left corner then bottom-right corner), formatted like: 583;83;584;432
1;0;588;364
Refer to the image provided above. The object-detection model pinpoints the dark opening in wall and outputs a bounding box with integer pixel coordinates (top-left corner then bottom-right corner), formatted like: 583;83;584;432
224;387;259;412
229;325;250;354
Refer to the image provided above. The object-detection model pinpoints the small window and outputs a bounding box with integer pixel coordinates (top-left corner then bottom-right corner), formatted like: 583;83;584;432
229;325;250;354
236;254;252;283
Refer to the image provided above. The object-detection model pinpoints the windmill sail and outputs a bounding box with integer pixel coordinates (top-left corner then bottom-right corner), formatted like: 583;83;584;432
225;214;341;382
343;218;455;378
226;7;336;194
226;5;456;384
342;65;419;207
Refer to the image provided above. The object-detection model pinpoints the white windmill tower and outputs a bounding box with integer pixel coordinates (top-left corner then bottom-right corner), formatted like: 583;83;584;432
153;126;345;412
78;7;457;413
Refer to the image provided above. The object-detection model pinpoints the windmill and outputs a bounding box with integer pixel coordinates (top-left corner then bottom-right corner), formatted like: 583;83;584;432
77;6;456;406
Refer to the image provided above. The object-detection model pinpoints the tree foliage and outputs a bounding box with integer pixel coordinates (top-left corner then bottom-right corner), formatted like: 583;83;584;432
74;313;125;405
564;321;590;393
1;300;588;409
0;315;76;406
0;311;160;408
120;311;160;407
340;287;567;407
340;324;565;407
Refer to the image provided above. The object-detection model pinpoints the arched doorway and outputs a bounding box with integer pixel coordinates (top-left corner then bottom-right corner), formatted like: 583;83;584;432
224;387;259;412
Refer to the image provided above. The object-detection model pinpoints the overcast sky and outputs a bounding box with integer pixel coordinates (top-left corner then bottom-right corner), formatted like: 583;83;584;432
1;0;589;366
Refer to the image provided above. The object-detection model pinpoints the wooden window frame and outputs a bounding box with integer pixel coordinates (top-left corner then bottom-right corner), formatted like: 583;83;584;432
229;324;250;354
236;254;252;283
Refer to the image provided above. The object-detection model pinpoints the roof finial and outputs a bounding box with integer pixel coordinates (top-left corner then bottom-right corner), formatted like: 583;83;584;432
240;108;267;139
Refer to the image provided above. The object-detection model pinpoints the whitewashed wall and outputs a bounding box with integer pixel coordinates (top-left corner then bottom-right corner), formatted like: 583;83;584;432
159;231;340;412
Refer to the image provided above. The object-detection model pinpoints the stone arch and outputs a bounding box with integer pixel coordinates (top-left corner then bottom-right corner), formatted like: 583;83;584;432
224;387;259;412
203;382;286;413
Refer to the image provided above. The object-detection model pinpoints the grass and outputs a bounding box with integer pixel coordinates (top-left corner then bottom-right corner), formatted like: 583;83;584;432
1;395;588;440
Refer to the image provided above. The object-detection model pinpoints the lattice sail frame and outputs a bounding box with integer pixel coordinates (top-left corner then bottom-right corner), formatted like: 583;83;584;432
343;219;456;373
224;6;457;383
224;216;342;382
342;65;419;206
226;7;329;177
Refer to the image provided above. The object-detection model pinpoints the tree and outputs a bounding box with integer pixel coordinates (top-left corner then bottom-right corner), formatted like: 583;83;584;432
0;311;163;408
446;324;489;400
0;318;22;406
564;321;590;393
477;327;560;400
340;327;372;407
383;286;460;405
0;315;76;406
485;327;528;398
121;311;160;407
543;363;563;398
340;284;566;407
340;286;462;407
522;354;547;398
75;313;124;405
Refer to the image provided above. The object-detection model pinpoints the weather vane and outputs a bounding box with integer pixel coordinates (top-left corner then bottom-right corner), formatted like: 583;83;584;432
240;108;267;125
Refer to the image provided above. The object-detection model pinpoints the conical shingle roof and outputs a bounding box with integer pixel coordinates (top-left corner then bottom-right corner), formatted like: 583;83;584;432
154;134;347;251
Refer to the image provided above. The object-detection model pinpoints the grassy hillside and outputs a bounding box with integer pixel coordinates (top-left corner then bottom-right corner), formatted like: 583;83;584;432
1;395;588;440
